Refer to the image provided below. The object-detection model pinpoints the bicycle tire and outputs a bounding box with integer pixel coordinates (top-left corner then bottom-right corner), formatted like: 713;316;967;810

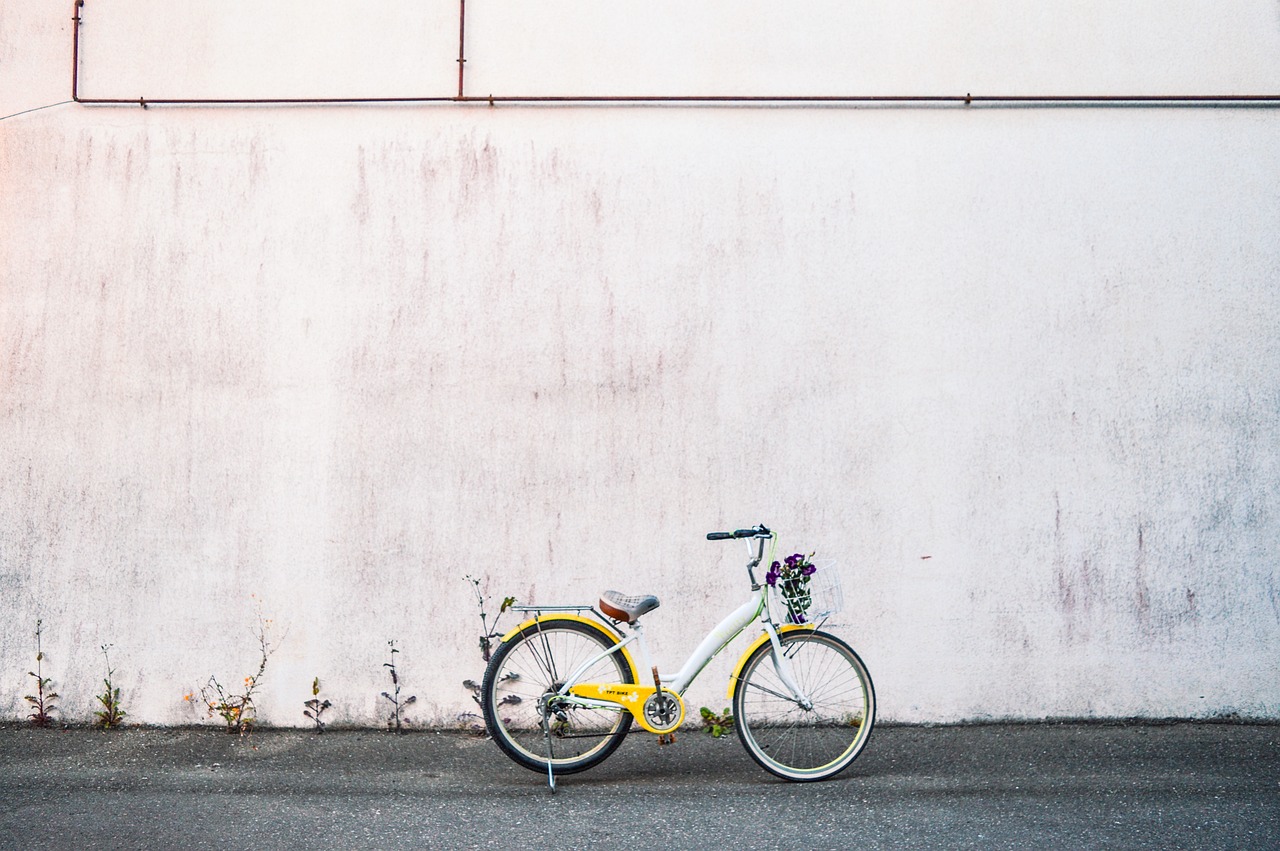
733;630;875;781
481;618;635;775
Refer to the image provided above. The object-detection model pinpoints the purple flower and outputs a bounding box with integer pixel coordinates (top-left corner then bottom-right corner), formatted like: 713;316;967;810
801;564;816;576
766;562;780;586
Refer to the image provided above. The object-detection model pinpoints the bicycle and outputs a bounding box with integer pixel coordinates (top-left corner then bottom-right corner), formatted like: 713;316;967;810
480;524;875;789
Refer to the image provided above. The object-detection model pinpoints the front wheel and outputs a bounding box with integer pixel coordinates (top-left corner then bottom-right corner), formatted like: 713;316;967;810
733;630;875;781
481;619;635;775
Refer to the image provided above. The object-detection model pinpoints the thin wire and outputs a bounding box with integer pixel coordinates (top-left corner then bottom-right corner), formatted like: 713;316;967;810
0;100;75;122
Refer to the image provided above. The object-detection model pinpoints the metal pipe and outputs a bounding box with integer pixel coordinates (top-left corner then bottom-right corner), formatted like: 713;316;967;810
69;4;1280;109
74;96;456;106
71;0;83;102
457;0;466;100
451;94;1280;105
71;93;1280;108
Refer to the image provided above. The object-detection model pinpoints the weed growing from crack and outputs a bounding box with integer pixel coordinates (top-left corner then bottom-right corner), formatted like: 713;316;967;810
464;574;516;664
194;612;279;735
459;575;518;734
700;706;735;738
458;673;521;735
93;644;127;729
303;677;332;733
381;640;416;732
24;619;58;727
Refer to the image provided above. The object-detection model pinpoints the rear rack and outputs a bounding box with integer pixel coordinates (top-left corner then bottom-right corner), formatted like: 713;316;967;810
508;604;629;630
509;605;596;614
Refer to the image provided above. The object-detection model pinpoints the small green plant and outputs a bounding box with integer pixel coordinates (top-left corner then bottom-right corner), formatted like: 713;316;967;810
463;673;521;707
303;677;332;733
93;644;127;729
381;640;416;732
457;699;486;736
700;706;734;738
462;575;518;729
464;575;516;663
195;613;278;734
459;673;521;736
24;619;58;727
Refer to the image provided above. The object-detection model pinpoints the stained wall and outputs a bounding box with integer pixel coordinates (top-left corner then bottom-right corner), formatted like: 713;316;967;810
2;1;1278;725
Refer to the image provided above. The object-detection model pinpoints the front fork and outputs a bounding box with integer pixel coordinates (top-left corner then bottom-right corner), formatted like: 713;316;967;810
762;622;813;710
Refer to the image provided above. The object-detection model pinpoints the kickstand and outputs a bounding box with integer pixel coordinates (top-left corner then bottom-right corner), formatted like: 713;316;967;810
540;710;556;794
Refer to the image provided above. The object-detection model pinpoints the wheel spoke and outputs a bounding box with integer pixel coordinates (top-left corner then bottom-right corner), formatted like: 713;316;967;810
742;677;804;705
482;621;634;775
734;632;874;780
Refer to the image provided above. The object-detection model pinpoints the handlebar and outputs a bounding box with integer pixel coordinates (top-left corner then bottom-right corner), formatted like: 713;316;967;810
706;524;773;541
708;525;773;586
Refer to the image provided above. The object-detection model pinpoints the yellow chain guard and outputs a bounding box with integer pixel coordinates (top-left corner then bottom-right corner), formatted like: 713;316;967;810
568;683;686;734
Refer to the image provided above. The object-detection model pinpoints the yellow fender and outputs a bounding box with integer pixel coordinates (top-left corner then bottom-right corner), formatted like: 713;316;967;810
726;625;815;700
501;614;683;734
501;613;642;686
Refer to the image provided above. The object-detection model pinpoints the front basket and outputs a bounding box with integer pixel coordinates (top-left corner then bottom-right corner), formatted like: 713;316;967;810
767;561;843;625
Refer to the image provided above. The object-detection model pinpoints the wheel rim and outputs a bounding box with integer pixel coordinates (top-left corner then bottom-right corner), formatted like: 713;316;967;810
489;625;631;766
737;634;873;778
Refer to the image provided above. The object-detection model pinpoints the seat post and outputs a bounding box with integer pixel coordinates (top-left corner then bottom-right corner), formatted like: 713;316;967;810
629;621;656;681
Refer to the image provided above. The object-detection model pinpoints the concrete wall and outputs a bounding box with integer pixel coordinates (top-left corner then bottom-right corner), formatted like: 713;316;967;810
2;1;1278;727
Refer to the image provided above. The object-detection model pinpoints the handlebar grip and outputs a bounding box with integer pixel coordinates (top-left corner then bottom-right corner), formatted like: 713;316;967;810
707;525;772;540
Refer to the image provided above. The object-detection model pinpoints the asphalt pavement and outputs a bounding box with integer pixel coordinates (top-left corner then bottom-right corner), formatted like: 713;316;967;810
1;721;1277;849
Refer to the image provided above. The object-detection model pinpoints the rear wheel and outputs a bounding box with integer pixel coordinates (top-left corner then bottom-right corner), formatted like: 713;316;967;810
482;619;635;775
733;630;875;781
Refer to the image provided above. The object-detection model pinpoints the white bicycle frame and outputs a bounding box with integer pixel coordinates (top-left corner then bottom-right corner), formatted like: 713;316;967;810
516;535;813;715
